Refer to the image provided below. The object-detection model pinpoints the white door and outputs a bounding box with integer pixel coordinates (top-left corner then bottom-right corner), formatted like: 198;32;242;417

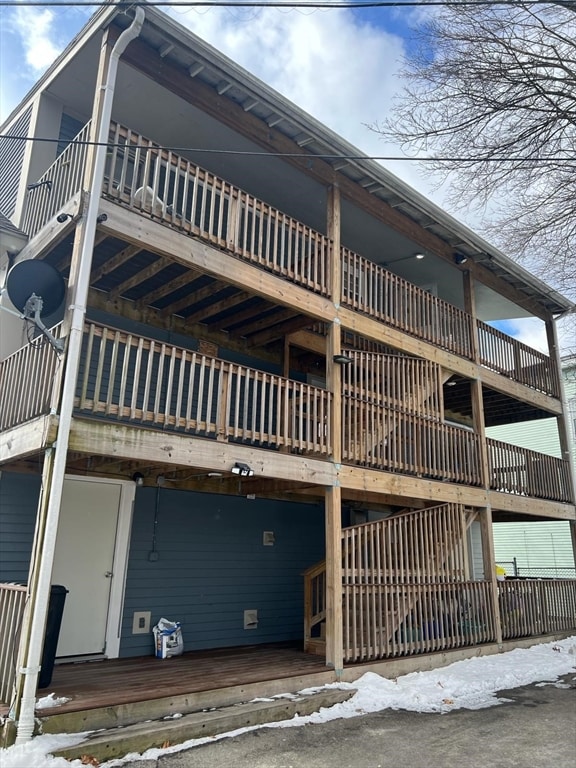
52;479;122;657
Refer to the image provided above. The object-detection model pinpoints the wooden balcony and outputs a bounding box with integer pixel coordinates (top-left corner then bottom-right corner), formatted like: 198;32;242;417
1;322;573;503
19;121;561;401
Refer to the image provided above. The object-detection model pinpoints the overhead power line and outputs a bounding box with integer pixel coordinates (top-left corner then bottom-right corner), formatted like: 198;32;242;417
1;133;574;163
0;0;575;7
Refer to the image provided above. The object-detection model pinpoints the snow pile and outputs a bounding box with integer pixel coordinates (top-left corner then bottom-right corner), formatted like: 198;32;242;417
35;693;71;710
1;637;574;768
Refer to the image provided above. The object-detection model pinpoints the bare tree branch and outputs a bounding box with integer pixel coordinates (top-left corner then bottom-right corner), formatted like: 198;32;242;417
377;4;576;317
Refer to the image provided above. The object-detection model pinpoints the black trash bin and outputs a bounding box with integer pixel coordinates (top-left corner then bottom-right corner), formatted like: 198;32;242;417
38;584;68;689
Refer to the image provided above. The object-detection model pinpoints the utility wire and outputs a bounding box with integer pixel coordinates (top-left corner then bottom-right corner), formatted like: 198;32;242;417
0;1;575;7
2;134;574;163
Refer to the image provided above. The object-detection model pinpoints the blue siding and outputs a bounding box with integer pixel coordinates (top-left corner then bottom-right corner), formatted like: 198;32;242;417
120;489;324;656
0;471;40;583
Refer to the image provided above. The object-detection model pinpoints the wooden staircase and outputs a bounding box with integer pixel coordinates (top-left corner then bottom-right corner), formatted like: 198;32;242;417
304;503;494;662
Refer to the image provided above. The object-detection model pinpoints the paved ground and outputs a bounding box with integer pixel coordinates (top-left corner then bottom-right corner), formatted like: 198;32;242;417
125;675;576;768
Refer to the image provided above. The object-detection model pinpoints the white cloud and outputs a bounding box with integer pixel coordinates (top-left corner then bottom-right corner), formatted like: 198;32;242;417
12;7;61;72
168;7;426;190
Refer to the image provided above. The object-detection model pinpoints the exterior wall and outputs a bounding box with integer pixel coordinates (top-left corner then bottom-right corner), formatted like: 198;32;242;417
467;520;484;580
0;106;32;220
487;358;576;572
0;470;40;583
493;520;574;576
120;488;325;657
0;471;325;656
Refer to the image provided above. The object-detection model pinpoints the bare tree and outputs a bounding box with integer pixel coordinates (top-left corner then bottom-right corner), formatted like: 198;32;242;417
378;4;576;309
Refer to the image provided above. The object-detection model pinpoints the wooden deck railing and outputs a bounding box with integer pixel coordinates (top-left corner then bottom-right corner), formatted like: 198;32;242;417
343;397;482;485
21;122;91;237
477;322;560;397
341;248;474;360
499;579;576;639
342;579;496;661
303;560;327;654
76;322;332;454
487;438;573;503
0;324;63;431
104;123;330;296
0;583;27;705
19;121;560;402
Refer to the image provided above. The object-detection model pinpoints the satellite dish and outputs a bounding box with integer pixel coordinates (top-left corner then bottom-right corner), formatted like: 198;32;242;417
6;260;66;353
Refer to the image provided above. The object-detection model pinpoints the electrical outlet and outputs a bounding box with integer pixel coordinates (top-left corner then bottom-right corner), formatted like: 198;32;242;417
132;611;151;634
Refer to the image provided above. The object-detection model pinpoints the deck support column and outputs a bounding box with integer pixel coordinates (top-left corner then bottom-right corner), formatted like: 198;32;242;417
479;506;503;645
324;183;343;674
325;486;343;673
546;317;576;570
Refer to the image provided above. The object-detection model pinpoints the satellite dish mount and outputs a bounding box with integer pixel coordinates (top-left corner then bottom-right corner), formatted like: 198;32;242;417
21;293;65;353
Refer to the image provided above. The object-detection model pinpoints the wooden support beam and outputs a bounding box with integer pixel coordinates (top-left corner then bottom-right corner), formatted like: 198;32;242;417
324;485;343;672
0;416;58;464
98;200;334;322
185;290;251;324
67;418;336;487
546;318;576;502
109;255;172;301
247;315;312;347
479;506;503;645
487;491;575;520
136;266;202;308
91;243;142;284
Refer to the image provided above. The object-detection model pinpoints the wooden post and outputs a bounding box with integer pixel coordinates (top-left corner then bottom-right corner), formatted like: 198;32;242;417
327;183;341;303
546;318;576;503
324;183;343;673
463;270;490;489
325;485;343;672
479;506;503;645
462;270;479;364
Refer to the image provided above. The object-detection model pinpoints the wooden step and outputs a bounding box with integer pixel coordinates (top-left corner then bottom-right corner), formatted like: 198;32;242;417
53;688;354;763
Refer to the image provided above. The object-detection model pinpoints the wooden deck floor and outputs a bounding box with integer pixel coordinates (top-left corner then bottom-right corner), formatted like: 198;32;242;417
35;644;329;715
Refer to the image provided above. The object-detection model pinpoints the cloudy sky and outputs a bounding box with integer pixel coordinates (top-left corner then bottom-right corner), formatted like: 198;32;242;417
0;1;561;351
0;1;438;192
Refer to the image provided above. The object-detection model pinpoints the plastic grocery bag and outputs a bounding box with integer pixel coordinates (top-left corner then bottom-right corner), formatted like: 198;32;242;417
153;617;184;659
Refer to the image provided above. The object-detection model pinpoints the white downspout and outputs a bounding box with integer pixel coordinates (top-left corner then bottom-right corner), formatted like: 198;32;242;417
15;8;145;744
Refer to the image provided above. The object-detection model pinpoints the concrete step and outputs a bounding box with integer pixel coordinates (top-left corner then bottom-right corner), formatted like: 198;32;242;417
53;688;354;763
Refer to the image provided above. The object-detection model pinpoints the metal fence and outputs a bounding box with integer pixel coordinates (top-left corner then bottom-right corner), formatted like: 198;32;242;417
496;560;576;579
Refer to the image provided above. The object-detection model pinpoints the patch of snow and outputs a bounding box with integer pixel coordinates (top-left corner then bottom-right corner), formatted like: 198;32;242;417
1;638;574;768
35;693;71;710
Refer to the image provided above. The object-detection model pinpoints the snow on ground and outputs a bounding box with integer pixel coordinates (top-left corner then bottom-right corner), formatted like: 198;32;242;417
1;637;575;768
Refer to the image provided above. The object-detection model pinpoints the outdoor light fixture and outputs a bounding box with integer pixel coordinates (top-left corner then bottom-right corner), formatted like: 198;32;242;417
383;252;426;267
56;213;73;223
231;462;255;477
97;213;108;223
333;354;352;365
454;253;468;265
132;472;144;486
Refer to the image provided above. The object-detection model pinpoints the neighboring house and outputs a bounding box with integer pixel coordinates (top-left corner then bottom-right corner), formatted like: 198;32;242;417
488;356;576;577
0;5;575;748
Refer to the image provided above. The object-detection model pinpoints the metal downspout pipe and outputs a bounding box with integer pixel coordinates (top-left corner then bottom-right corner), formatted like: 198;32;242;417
14;8;145;744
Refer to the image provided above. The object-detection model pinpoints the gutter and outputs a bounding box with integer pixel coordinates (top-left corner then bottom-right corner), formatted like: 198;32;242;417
14;7;145;745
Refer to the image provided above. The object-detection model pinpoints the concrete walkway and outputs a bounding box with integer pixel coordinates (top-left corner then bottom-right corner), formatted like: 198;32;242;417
124;674;576;768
